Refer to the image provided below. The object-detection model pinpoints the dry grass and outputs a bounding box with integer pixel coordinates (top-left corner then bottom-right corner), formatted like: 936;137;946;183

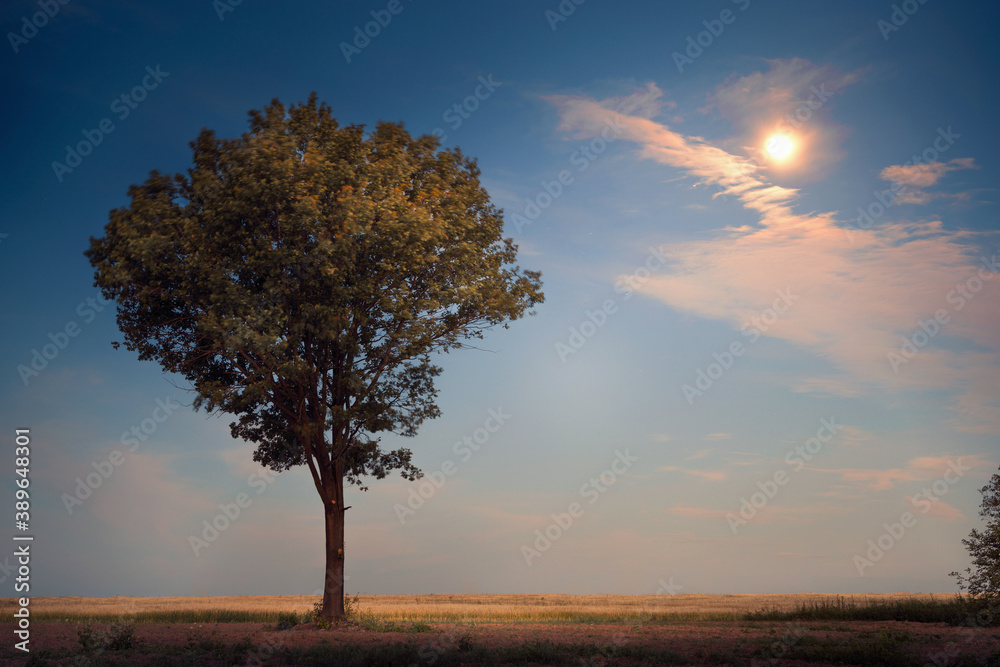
2;592;959;624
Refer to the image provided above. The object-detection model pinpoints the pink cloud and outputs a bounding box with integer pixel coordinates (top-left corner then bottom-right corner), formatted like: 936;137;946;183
545;66;1000;433
879;157;978;205
660;466;727;481
669;503;847;524
810;455;993;491
740;504;850;524
881;158;977;189
909;499;964;521
668;505;731;520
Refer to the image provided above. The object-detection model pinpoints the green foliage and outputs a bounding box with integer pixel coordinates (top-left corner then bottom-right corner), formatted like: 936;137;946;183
745;595;968;624
274;612;300;631
309;594;364;628
952;464;1000;624
85;91;543;488
104;620;139;651
76;620;140;653
306;593;434;633
77;624;100;653
183;633;257;664
41;609;301;624
751;630;917;667
352;615;433;633
344;592;360;619
310;601;333;630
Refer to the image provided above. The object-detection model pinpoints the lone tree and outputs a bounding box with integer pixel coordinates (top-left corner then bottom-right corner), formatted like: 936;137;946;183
85;94;543;620
951;464;1000;621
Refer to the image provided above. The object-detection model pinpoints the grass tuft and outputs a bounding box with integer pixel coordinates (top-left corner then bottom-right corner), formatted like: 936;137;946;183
744;595;974;624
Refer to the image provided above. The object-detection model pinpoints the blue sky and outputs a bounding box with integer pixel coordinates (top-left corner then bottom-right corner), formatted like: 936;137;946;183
2;0;998;598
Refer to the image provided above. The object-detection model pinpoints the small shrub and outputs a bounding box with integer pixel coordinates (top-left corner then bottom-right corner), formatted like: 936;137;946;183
77;624;100;653
310;600;333;630
310;593;362;628
76;620;139;653
232;635;257;662
104;620;138;651
344;592;361;619
275;612;299;631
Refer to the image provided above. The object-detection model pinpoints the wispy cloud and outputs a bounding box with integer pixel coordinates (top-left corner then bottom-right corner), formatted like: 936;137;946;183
660;465;727;481
908;498;964;521
724;451;764;467
881;157;978;205
545;60;1000;434
668;503;847;524
668;505;731;520
882;157;977;189
809;455;993;491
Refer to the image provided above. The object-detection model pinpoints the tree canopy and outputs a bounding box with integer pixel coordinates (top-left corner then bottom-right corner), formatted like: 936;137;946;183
951;464;1000;621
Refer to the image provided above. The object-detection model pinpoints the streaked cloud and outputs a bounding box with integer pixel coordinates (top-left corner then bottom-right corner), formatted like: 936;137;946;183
908;499;964;521
881;157;978;205
809;455;993;491
882;158;977;189
545;62;1000;434
660;465;727;481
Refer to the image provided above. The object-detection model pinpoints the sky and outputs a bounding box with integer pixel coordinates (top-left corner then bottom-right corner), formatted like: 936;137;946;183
1;0;998;598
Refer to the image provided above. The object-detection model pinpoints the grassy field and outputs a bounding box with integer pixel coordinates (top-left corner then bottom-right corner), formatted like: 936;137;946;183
5;591;961;624
2;593;996;666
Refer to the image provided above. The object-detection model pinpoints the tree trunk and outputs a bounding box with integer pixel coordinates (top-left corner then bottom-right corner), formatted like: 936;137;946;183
320;456;346;621
321;500;346;620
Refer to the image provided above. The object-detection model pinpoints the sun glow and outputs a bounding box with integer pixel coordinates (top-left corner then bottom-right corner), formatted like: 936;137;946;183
764;134;795;162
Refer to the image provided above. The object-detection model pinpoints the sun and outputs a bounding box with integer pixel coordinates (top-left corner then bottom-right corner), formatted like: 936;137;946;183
764;134;795;162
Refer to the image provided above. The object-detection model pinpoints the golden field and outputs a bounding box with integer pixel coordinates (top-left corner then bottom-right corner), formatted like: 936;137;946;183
4;592;959;623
